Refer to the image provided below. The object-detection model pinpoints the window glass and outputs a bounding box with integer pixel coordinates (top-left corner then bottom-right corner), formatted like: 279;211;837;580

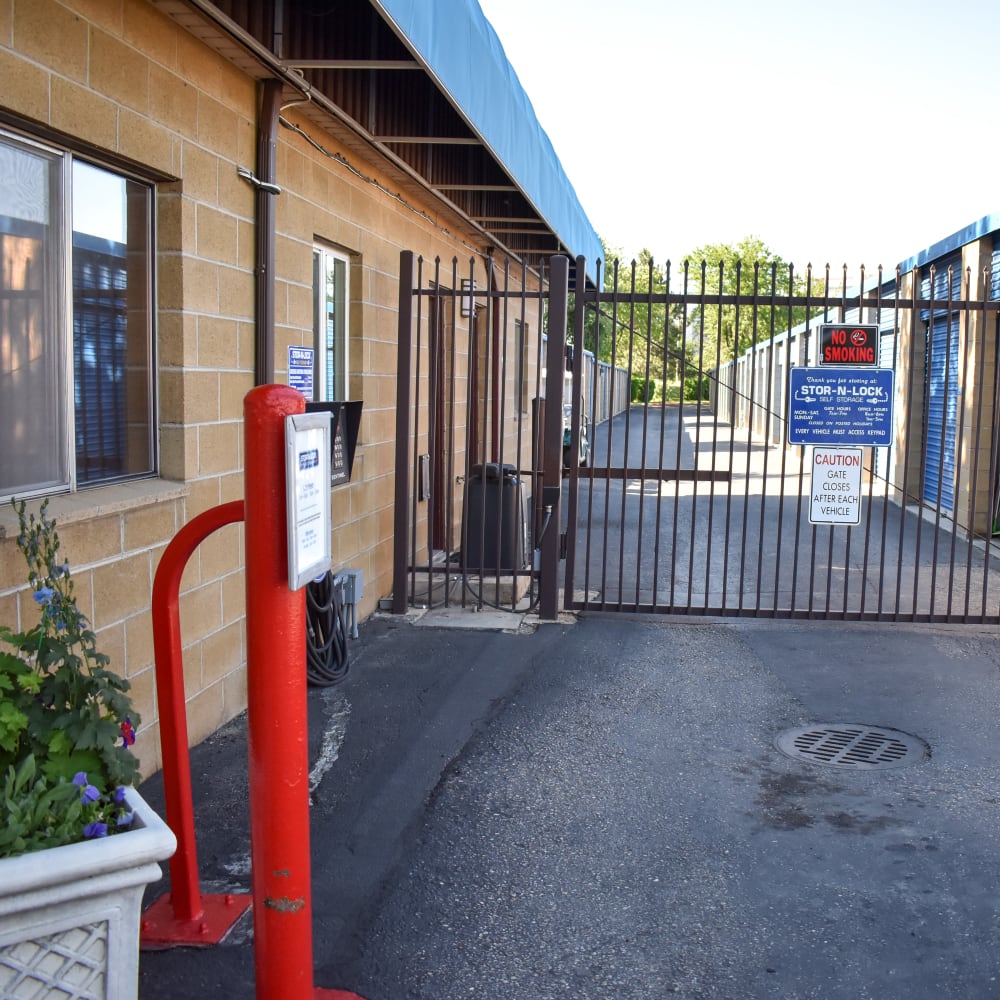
0;135;154;500
0;139;66;496
72;162;153;485
515;319;529;413
313;245;349;401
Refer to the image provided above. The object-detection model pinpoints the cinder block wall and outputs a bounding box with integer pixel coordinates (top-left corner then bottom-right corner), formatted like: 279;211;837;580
0;0;521;775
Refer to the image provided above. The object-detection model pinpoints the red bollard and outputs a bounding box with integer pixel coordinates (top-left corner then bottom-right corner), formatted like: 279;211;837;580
146;385;363;996
244;386;361;1000
244;384;314;997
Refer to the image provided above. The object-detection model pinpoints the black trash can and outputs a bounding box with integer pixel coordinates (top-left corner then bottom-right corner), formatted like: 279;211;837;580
463;463;528;572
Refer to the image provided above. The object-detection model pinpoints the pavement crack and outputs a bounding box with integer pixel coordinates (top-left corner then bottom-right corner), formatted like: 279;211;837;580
309;695;351;802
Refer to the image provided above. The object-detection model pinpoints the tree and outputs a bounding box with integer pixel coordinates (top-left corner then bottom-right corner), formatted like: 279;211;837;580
573;240;690;393
570;235;823;394
677;236;821;367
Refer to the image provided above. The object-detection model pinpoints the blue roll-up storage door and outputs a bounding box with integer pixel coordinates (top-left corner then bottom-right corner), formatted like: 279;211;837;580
921;256;962;513
923;314;960;511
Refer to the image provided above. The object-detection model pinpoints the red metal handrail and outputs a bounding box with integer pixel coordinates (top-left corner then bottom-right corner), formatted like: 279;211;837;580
141;499;252;946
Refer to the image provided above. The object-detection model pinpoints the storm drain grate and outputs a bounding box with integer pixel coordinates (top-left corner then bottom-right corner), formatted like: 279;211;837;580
775;724;929;770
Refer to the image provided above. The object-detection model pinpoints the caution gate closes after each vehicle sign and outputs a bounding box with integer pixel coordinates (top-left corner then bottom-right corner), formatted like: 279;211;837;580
810;447;863;525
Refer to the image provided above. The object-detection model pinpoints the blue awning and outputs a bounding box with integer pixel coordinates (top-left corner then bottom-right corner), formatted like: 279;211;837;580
371;0;602;283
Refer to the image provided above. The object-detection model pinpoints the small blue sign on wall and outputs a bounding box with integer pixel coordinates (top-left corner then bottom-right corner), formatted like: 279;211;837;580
788;366;894;447
288;345;314;400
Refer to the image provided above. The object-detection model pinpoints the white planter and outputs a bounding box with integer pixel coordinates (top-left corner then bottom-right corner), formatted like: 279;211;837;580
0;787;176;1000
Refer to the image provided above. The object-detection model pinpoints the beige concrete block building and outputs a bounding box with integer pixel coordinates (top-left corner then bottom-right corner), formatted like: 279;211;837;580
0;0;601;774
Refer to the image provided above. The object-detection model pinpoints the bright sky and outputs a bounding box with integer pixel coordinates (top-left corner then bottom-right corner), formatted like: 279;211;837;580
477;0;1000;273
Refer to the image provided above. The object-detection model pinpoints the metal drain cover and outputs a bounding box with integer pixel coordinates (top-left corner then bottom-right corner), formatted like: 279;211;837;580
775;724;929;770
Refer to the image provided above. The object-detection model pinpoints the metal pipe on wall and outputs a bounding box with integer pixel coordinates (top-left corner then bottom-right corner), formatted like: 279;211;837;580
255;79;283;386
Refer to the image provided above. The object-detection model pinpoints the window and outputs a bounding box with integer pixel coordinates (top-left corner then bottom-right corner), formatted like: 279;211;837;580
0;131;154;500
312;244;350;402
515;319;529;413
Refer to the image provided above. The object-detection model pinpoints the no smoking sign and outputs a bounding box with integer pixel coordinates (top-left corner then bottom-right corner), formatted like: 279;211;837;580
820;323;878;365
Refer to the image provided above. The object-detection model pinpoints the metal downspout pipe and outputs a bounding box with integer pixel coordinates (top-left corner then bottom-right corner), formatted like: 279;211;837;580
255;79;283;385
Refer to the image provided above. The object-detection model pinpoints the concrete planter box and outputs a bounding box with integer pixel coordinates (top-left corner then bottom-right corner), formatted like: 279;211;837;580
0;787;176;999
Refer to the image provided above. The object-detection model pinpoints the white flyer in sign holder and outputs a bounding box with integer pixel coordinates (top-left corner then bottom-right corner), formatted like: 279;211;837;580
285;411;332;590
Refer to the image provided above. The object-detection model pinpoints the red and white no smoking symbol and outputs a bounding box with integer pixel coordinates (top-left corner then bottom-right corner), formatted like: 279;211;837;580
850;328;868;346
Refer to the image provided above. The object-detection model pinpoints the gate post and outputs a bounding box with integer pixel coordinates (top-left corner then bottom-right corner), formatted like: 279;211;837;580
540;255;569;619
392;250;415;614
563;255;588;611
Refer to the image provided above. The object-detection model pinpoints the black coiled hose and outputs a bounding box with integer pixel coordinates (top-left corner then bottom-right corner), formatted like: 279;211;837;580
305;572;350;687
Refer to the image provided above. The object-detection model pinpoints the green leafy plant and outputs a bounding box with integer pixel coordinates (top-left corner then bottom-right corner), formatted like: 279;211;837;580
0;499;140;858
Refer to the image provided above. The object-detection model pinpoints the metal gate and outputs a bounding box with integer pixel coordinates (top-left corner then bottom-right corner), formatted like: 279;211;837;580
393;250;1000;623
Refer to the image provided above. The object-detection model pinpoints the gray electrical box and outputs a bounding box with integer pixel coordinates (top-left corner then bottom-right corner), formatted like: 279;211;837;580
463;463;528;572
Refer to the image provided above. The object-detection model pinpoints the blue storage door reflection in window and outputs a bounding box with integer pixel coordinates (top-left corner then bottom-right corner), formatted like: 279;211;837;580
71;162;152;485
0;139;65;496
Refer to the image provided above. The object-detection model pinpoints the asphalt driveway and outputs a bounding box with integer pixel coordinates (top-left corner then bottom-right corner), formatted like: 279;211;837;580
138;611;1000;999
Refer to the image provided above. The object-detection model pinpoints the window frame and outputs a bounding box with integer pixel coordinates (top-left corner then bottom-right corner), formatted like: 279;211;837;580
515;317;529;414
0;126;157;501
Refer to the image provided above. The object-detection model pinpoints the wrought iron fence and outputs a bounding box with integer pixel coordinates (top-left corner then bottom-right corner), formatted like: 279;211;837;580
394;251;1000;622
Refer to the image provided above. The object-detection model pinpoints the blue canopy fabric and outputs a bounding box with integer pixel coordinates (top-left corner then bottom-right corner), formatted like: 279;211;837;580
372;0;602;282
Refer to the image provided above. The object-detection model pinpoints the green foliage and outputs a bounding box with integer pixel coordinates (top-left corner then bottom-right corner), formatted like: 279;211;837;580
584;243;692;385
0;755;83;857
683;375;710;402
631;375;660;403
0;755;135;858
581;240;709;401
678;236;823;366
0;499;140;858
634;377;709;404
573;234;825;406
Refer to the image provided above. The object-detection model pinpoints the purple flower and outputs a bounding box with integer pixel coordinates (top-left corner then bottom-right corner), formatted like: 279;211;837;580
72;773;100;803
116;810;135;828
114;786;128;803
32;587;54;605
83;822;108;839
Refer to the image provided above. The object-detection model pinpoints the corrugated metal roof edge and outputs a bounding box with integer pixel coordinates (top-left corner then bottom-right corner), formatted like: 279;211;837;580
371;0;602;284
718;211;1000;363
808;210;1000;306
897;211;1000;274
